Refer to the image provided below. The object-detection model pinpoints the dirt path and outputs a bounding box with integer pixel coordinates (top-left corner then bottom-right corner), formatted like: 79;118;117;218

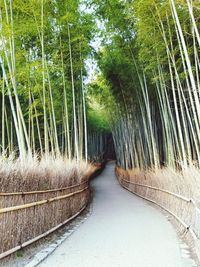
37;162;185;267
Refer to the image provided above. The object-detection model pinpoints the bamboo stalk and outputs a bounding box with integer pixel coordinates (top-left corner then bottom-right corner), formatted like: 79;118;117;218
68;23;79;161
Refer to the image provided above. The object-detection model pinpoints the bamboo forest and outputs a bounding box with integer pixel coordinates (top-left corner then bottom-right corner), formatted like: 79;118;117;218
0;0;200;266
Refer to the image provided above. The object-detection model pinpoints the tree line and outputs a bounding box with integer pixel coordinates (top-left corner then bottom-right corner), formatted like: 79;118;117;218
88;0;200;170
0;0;100;161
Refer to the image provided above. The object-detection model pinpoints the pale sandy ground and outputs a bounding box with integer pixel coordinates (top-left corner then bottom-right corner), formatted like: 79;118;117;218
37;162;191;267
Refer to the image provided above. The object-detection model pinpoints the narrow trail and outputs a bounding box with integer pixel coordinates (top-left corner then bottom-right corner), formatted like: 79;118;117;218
38;162;183;267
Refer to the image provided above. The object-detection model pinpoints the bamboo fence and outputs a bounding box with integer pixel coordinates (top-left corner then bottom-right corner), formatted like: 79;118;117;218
116;169;200;260
0;180;90;259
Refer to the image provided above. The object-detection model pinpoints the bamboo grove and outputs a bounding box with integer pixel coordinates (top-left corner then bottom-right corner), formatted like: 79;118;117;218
1;0;200;171
0;0;100;162
88;0;200;171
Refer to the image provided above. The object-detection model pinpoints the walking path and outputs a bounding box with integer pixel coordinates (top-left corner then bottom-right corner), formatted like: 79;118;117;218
38;162;184;267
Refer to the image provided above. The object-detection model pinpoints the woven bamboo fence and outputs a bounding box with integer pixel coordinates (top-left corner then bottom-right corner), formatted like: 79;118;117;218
0;181;90;259
116;168;200;260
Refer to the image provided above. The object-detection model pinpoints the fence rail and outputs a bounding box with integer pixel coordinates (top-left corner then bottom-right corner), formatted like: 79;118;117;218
0;187;88;214
120;178;200;242
122;179;191;202
0;182;90;259
0;180;87;196
0;204;86;260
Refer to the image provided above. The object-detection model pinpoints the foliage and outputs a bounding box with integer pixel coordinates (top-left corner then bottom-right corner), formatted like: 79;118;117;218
89;0;200;170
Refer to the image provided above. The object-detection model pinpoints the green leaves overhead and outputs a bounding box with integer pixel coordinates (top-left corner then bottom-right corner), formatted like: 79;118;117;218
0;0;96;159
88;0;200;169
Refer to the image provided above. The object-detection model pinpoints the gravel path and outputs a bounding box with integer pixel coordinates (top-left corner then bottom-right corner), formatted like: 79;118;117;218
38;162;184;267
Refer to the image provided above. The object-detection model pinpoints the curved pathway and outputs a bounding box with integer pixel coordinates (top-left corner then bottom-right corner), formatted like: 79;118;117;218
38;162;184;267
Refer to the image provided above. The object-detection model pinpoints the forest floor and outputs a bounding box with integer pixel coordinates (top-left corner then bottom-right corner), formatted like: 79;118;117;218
35;162;197;267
